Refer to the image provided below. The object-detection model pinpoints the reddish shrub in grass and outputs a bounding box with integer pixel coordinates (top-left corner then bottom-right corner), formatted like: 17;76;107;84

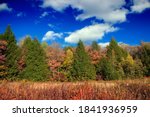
0;81;150;100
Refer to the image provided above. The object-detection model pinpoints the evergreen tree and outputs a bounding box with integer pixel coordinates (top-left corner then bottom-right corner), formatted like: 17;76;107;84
3;25;19;79
134;59;144;78
140;42;150;76
107;38;127;62
21;37;49;81
96;58;120;80
105;38;128;79
121;57;144;79
71;40;96;81
91;41;100;51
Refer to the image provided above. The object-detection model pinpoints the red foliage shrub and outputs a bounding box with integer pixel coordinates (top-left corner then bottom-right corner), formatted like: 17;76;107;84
0;81;149;100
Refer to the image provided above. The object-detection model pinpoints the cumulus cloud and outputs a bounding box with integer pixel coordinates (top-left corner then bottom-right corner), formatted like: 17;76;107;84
41;0;71;11
41;0;128;23
41;0;150;43
131;0;150;13
74;0;128;23
0;3;12;12
42;31;63;41
98;42;110;48
98;42;128;48
41;0;150;23
65;24;118;43
40;11;49;18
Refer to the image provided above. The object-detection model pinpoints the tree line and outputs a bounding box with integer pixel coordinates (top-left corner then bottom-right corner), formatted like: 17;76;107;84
0;25;149;81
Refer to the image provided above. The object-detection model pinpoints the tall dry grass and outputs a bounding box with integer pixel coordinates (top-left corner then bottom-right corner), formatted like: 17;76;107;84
0;78;150;100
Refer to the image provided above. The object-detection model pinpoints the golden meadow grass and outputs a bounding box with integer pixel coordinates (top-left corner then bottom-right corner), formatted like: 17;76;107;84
0;78;150;100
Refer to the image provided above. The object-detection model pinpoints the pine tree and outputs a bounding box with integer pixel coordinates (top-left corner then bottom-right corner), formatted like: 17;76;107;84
21;37;49;81
107;38;127;62
140;42;150;76
97;38;128;80
91;41;100;51
96;58;120;80
71;40;96;81
3;25;19;79
106;38;129;79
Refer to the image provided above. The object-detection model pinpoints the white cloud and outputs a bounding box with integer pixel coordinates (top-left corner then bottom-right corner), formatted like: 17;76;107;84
98;42;110;48
41;0;150;23
131;0;150;13
65;23;118;43
41;0;127;23
118;42;129;46
98;42;128;48
0;3;12;12
41;0;71;11
17;12;26;17
40;11;49;18
48;23;54;28
42;31;63;41
74;0;128;23
18;35;32;46
41;0;150;44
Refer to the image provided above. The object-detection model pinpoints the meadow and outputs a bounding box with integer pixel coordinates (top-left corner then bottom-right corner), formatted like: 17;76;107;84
0;78;150;100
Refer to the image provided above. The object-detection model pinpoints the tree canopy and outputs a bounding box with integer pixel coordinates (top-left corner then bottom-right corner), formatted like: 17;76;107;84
20;37;49;81
71;40;96;81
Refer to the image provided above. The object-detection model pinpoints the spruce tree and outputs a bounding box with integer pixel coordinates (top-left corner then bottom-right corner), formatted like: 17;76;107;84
105;38;128;80
96;58;120;80
21;37;49;81
71;40;96;81
107;38;127;62
91;41;100;51
3;25;19;79
140;42;150;76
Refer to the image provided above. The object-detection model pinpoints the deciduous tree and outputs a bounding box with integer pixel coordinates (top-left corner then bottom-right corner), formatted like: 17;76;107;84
0;39;8;78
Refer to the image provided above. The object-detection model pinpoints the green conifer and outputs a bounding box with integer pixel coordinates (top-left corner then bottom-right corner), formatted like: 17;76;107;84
97;58;120;80
91;41;100;51
21;37;49;81
3;25;19;79
107;38;127;62
71;40;96;81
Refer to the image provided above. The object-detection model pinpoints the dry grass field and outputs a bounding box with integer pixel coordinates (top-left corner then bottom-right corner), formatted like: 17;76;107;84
0;78;150;100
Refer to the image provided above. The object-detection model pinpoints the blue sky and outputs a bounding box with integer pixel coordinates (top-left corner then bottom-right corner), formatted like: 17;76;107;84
0;0;150;47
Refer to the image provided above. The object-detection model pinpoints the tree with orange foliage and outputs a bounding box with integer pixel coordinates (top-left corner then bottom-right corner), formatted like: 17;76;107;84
0;39;8;78
45;42;65;80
